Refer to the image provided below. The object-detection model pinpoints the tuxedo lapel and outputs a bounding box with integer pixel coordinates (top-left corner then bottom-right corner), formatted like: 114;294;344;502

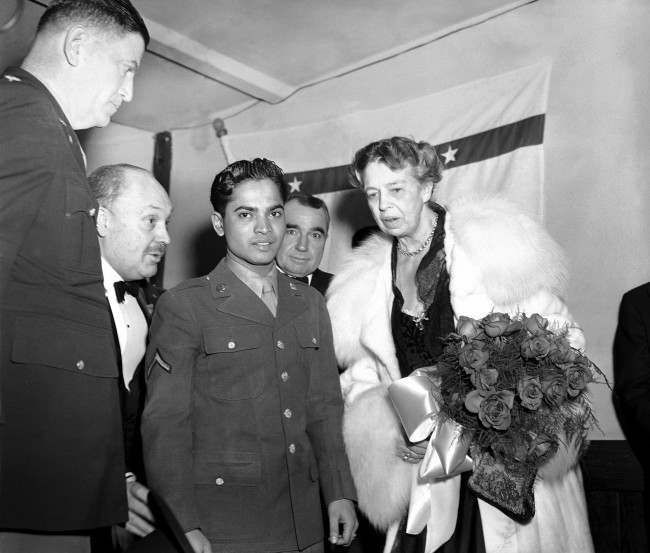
310;269;333;295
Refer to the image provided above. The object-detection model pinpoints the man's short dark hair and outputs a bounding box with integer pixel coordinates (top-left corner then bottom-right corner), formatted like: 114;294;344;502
38;0;150;46
286;192;330;230
210;158;287;216
88;163;149;207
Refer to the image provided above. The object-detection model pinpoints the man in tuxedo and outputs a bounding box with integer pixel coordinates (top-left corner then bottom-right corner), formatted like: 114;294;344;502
0;1;148;550
613;282;650;542
276;193;333;295
142;159;357;553
89;164;173;547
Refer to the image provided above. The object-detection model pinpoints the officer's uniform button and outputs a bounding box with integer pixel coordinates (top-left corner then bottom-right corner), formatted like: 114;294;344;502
277;340;285;349
288;443;296;454
280;371;289;382
312;337;318;344
283;408;292;419
227;341;236;349
76;360;85;370
215;477;224;486
217;283;227;292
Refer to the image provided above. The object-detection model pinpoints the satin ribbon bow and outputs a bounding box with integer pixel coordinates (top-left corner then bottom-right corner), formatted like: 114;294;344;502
388;369;473;552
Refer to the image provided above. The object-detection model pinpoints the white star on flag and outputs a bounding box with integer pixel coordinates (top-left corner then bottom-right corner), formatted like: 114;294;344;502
442;145;458;164
288;177;302;192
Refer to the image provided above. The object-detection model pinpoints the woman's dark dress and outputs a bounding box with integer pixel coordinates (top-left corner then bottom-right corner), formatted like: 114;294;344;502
389;205;485;553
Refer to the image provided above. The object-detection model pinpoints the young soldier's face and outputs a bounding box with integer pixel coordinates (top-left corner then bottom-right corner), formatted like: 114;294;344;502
212;178;285;268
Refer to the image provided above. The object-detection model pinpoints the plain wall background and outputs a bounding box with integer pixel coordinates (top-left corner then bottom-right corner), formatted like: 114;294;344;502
84;0;650;438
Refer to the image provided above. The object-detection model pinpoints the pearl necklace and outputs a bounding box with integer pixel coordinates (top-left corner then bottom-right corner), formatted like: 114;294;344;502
396;213;438;257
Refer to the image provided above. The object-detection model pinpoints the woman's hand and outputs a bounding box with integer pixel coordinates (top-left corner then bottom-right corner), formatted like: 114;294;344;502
397;439;428;464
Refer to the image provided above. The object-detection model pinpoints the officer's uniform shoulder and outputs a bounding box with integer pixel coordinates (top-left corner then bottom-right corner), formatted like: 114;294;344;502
1;73;50;112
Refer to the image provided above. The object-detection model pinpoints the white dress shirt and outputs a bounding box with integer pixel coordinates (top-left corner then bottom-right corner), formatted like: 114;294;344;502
102;258;147;390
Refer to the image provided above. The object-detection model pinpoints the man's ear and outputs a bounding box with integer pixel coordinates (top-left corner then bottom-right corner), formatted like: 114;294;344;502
211;211;225;237
96;206;109;237
63;25;88;67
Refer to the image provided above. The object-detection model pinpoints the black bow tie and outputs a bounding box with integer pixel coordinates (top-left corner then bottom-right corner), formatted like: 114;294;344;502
114;280;141;303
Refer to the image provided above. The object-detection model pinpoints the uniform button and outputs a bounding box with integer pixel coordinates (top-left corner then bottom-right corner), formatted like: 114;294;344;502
311;337;318;344
227;341;236;349
215;477;224;486
276;340;285;349
288;443;296;454
76;360;85;370
283;408;292;419
280;371;289;382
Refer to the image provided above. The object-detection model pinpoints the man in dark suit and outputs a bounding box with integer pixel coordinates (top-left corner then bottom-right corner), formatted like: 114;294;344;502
142;159;357;553
613;282;650;541
0;1;148;550
89;164;172;549
276;193;333;295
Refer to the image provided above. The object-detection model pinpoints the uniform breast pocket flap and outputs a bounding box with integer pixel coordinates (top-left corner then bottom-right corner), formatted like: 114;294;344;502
11;315;118;378
194;451;261;487
201;326;265;400
295;321;321;350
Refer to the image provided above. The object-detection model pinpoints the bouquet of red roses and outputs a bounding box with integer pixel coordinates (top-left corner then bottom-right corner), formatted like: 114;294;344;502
430;312;604;521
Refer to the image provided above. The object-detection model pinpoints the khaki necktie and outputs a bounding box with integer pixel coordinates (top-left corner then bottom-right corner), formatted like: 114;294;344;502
261;281;277;317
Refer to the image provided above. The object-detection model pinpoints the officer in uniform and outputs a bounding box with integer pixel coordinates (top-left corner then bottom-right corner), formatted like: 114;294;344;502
0;1;148;550
142;158;357;553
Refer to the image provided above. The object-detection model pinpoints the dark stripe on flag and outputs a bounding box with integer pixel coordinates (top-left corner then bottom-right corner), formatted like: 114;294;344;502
284;114;545;195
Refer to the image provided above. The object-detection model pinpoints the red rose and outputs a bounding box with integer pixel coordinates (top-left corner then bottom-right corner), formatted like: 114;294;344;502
542;375;568;407
457;316;482;340
517;376;543;410
459;343;489;371
566;364;592;397
524;313;549;335
470;366;499;390
465;389;514;431
483;313;511;338
521;336;552;359
549;337;577;367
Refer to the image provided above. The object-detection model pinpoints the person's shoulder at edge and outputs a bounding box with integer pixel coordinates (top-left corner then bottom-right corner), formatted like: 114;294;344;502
621;282;650;303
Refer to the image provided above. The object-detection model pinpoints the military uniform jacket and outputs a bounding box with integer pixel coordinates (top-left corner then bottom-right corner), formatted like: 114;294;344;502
142;259;356;552
0;68;126;530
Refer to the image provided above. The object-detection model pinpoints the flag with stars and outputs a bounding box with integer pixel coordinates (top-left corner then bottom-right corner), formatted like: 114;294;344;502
223;61;550;272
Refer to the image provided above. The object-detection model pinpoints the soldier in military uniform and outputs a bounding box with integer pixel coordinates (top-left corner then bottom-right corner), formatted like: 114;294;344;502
0;1;148;551
142;158;357;553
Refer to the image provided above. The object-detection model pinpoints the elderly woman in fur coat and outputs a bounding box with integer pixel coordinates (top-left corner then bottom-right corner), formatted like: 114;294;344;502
326;137;594;553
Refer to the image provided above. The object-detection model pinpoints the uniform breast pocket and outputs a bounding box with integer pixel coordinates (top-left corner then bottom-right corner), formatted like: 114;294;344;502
295;320;320;362
61;178;101;276
201;325;267;401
